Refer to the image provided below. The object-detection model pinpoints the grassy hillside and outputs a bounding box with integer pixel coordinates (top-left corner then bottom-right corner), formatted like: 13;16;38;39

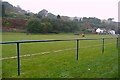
1;32;118;78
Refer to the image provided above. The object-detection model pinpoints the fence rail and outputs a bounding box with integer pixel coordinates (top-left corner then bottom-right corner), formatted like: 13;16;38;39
0;37;118;76
0;38;117;44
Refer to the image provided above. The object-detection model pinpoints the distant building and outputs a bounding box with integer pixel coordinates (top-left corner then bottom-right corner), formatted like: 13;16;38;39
96;28;116;35
96;28;106;34
108;30;116;35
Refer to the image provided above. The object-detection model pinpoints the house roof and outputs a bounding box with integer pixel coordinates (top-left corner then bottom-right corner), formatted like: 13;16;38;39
97;28;106;30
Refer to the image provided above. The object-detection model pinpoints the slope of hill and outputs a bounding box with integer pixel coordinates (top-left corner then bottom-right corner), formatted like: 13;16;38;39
2;1;27;17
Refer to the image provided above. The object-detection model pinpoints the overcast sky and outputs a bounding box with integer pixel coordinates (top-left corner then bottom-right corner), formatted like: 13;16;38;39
3;0;119;21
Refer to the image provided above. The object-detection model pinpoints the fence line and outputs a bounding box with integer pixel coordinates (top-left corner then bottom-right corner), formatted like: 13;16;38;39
0;37;118;76
0;38;116;44
0;41;116;60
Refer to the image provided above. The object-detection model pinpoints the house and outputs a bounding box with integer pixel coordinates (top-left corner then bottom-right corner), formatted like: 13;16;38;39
96;28;106;34
108;30;116;35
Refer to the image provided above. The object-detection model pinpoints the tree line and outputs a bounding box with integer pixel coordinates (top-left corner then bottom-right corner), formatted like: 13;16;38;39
27;14;117;34
1;1;117;34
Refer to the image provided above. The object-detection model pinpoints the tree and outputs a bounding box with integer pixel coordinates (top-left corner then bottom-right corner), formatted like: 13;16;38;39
57;15;61;19
73;17;78;22
47;13;56;19
27;18;41;33
37;9;48;18
108;18;114;21
40;22;52;33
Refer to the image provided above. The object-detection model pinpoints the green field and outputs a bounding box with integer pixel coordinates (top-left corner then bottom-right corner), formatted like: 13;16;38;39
1;32;118;78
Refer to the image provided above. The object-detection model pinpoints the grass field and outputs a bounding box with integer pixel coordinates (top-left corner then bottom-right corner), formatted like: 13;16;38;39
1;32;118;78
